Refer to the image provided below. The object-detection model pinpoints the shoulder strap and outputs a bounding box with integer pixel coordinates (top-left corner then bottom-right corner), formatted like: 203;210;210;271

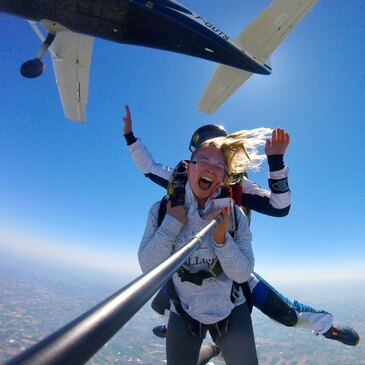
167;160;188;207
157;160;188;226
232;183;243;207
157;195;169;227
232;173;251;224
229;203;239;238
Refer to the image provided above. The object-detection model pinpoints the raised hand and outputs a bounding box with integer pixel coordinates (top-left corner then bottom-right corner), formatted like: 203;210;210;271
265;128;290;156
122;105;132;135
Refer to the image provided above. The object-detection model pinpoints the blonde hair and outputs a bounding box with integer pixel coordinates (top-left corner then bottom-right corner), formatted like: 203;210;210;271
200;127;272;178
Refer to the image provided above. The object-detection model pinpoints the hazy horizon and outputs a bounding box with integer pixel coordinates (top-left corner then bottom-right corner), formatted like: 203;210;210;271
1;249;364;365
1;227;364;284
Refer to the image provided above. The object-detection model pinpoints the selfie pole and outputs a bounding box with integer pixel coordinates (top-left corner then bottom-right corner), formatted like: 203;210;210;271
5;214;223;365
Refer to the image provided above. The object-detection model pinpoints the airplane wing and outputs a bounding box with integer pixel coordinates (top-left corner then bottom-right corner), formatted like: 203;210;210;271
50;31;94;123
29;21;94;122
198;0;318;114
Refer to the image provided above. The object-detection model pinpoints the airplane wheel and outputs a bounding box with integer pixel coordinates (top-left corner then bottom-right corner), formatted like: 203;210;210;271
20;59;44;78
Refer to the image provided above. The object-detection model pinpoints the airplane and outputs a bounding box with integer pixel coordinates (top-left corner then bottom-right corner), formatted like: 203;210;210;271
0;0;317;122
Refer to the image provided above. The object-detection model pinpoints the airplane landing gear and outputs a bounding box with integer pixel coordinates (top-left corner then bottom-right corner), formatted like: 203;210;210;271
20;33;56;78
20;59;44;78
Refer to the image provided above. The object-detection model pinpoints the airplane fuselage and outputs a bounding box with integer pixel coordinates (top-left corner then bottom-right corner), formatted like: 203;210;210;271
0;0;271;75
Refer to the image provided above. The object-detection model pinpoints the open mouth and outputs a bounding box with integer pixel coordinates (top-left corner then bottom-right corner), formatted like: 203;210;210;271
199;176;213;190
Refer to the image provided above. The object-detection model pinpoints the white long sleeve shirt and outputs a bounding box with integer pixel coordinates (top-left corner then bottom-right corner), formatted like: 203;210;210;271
138;183;254;325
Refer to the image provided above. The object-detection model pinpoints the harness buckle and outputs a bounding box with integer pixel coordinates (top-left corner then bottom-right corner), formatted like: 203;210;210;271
209;257;223;278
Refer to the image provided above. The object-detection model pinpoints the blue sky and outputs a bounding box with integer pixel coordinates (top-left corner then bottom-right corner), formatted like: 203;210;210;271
0;0;364;283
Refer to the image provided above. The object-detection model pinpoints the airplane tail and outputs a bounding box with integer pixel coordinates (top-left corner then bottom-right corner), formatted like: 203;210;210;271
198;0;318;114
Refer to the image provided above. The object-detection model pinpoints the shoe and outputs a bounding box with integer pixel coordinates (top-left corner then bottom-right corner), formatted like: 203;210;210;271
152;325;167;338
322;325;360;346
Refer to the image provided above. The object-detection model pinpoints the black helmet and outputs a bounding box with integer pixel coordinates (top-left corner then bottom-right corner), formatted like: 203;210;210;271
189;124;228;152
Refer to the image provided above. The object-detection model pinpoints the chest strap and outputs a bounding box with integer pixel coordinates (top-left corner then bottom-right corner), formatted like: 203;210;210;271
177;257;223;286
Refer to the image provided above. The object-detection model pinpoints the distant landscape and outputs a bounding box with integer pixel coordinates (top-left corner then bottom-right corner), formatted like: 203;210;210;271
1;250;364;365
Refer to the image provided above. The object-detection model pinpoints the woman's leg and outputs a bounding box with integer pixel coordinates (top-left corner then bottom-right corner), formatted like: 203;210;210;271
249;272;334;334
166;311;204;365
217;304;258;365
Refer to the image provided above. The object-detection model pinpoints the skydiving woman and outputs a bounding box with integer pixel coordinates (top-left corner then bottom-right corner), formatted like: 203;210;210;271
139;130;259;365
122;105;359;354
